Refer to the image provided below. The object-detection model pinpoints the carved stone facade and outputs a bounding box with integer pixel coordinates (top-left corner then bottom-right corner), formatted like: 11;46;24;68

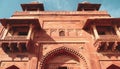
0;1;120;69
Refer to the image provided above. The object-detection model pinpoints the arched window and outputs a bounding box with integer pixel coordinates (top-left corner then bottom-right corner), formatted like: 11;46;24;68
59;31;65;36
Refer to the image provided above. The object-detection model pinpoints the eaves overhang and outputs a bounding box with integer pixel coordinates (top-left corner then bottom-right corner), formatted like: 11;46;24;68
0;18;41;28
83;18;120;30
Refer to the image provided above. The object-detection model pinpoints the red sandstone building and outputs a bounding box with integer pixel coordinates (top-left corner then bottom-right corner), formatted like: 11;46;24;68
0;1;120;69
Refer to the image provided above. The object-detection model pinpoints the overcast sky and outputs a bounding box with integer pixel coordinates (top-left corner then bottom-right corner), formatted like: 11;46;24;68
0;0;120;18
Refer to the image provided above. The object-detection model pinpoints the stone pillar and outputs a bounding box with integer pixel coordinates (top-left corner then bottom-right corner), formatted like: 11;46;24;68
114;25;120;37
26;42;28;51
1;24;10;39
27;24;33;39
9;43;13;53
112;41;117;51
105;42;109;50
17;43;22;52
92;25;99;39
29;57;38;69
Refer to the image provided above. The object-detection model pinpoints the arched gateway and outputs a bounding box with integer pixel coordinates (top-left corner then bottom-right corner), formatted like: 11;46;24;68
40;47;88;69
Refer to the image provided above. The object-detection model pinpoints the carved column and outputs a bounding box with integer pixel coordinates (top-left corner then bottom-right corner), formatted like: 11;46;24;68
17;43;22;52
104;42;109;51
92;25;99;39
1;24;10;39
97;42;102;51
9;43;13;53
114;25;120;37
112;41;118;51
27;24;33;39
26;42;28;52
29;57;38;69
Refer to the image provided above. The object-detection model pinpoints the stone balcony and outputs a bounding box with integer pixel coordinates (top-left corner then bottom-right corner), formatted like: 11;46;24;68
0;36;31;53
94;35;120;54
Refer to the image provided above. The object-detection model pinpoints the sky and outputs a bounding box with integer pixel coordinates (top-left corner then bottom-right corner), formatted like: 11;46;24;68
0;0;120;18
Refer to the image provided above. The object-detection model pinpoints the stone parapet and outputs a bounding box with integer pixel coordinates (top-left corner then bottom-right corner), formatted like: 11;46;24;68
13;11;110;16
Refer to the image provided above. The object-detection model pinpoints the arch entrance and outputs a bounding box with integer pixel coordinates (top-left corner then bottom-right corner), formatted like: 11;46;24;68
46;51;80;69
40;47;88;69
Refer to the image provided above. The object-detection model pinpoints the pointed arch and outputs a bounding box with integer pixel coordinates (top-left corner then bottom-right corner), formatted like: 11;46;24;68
40;46;88;69
6;65;19;69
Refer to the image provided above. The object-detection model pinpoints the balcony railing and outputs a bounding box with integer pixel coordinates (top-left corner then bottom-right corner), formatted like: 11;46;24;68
1;36;29;41
99;35;118;39
96;35;120;42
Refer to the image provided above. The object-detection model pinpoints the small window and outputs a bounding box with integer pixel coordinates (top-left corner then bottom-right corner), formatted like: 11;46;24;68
59;31;65;36
58;66;67;69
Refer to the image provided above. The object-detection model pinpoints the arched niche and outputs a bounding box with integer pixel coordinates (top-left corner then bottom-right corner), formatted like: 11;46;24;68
40;46;88;69
59;30;65;36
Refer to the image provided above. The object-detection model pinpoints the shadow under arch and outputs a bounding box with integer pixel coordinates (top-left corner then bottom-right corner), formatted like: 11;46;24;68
40;46;88;69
